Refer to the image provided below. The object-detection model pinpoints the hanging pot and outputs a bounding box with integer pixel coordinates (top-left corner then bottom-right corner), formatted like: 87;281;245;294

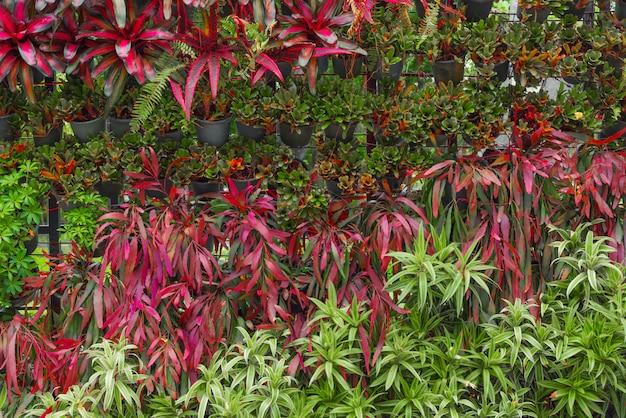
325;122;359;142
432;58;465;85
23;227;39;256
71;116;107;143
236;120;266;141
442;182;468;211
599;120;626;140
156;130;183;142
516;6;551;23
332;55;365;79
563;0;589;18
33;126;62;147
379;175;405;195
145;178;174;200
617;0;626;21
95;180;124;201
191;180;222;197
371;58;404;81
110;117;132;138
229;177;261;193
0;113;17;141
278;122;314;147
463;0;493;21
196;116;232;147
325;179;343;198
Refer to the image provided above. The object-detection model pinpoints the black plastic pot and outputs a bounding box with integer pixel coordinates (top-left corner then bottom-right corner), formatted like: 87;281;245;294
230;177;260;193
110;117;132;138
371;59;404;81
379;176;404;195
325;180;343;198
476;60;509;83
95;180;124;201
599;120;626;140
563;0;589;18
0;113;17;141
196;116;232;147
617;1;626;21
191;180;222;197
156;130;183;142
24;228;39;255
325;122;358;142
516;6;550;22
236;120;266;141
71;116;107;143
34;126;62;147
145;178;174;200
432;58;465;85
442;182;468;211
332;55;365;79
278;122;314;147
463;0;493;21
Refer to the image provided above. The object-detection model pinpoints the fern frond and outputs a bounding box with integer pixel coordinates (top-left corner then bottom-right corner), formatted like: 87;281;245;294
415;1;440;51
130;64;185;133
174;41;197;60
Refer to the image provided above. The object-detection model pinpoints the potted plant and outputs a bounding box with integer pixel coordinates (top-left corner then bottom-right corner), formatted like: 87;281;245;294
365;143;430;194
0;81;24;141
516;0;562;22
23;86;66;147
109;81;141;138
426;16;470;85
467;16;509;83
371;79;422;146
315;137;365;197
231;81;276;140
0;0;62;104
0;144;49;306
192;75;233;147
275;0;365;93
143;88;189;141
463;79;509;149
361;3;415;82
217;135;268;191
415;81;474;152
315;76;372;142
590;16;625;76
60;76;108;143
551;84;603;141
511;88;557;150
272;79;318;147
58;189;108;256
505;21;562;87
174;142;222;196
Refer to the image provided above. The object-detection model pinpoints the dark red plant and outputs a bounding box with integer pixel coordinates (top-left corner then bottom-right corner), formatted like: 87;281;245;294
77;0;175;107
0;0;63;102
277;0;365;92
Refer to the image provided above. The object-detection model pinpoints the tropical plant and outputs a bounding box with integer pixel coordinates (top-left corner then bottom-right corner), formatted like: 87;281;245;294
76;0;175;110
276;0;366;93
0;0;63;103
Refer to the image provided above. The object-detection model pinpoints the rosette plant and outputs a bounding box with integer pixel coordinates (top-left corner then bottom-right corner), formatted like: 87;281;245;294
172;2;284;120
0;0;64;103
76;0;175;110
276;0;366;93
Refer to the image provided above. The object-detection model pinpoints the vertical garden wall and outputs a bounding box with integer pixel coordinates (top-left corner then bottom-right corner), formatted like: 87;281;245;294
0;0;626;415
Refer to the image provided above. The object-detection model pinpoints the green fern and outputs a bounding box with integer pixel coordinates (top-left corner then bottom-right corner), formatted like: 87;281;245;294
130;64;185;133
415;1;439;51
